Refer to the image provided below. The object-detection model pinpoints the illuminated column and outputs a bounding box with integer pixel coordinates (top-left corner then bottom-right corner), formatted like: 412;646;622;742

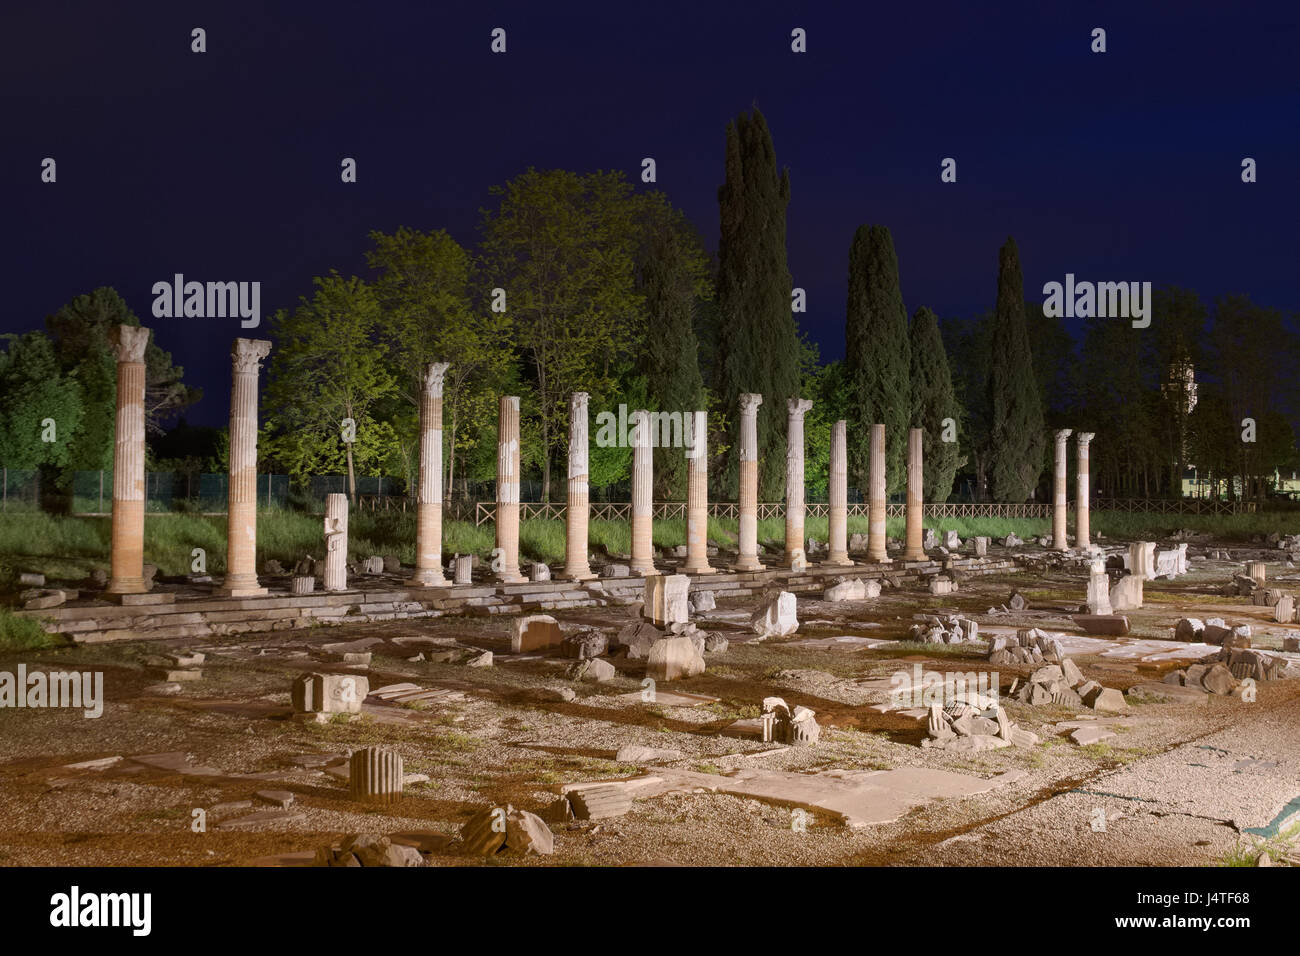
409;362;450;586
1053;428;1073;551
733;393;764;572
866;423;890;563
784;398;813;565
1076;432;1094;550
563;392;596;580
629;409;658;576
903;427;926;561
105;325;150;595
682;411;715;574
323;493;349;591
824;420;852;566
217;338;272;597
495;396;526;583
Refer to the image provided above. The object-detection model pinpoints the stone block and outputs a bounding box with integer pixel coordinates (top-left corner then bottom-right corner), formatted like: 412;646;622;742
292;672;368;715
511;614;562;653
645;636;706;681
644;573;690;626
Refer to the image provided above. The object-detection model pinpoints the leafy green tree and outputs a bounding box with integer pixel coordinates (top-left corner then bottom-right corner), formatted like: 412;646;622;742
479;168;644;500
713;108;800;500
0;332;84;470
844;225;911;495
909;307;964;502
265;273;398;501
987;238;1045;500
366;226;517;499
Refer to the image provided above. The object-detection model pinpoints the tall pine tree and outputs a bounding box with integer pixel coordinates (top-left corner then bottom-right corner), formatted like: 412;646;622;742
714;108;799;499
844;225;911;495
909;306;963;502
987;237;1045;500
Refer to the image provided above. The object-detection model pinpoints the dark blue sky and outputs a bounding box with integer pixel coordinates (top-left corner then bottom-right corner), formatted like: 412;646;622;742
3;1;1296;426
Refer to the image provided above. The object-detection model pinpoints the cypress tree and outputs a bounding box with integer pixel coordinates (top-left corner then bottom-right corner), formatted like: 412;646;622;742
987;237;1046;500
844;224;911;495
714;108;799;499
909;306;963;502
639;205;709;498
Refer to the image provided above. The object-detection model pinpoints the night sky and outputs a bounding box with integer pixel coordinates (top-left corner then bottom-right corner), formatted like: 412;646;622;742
3;1;1296;427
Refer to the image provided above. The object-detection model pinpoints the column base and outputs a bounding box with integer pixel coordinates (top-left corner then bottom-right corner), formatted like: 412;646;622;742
821;555;854;567
902;550;927;562
682;563;716;575
563;569;598;581
104;578;147;595
630;565;660;577
407;570;449;587
495;573;528;584
213;586;268;598
866;553;892;564
106;591;175;606
732;556;764;572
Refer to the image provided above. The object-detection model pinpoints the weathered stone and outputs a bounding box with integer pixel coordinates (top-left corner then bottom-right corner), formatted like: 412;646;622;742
1201;662;1236;695
578;657;616;682
1070;726;1117;746
750;591;798;639
460;804;554;856
1008;591;1027;610
561;629;609;659
349;747;403;804
614;622;663;659
602;563;631;578
823;578;868;602
1275;595;1294;624
512;614;563;653
570;785;632;820
23;589;67;610
646;636;706;681
1087;687;1126;713
1110;573;1143;611
1061;658;1084;687
929;577;957;595
644;573;690;626
291;672;368;715
702;632;729;654
1072;614;1130;636
465;651;493;668
453;555;473;585
615;745;683;763
689;589;716;613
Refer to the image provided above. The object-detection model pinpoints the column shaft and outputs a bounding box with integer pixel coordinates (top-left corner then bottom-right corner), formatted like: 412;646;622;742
1053;429;1073;550
629;409;658;575
903;427;926;561
217;338;271;597
106;325;150;594
682;412;714;573
410;362;449;586
824;419;852;566
564;392;595;580
867;424;890;563
784;398;813;565
495;396;525;582
733;394;763;571
1076;432;1094;550
323;493;349;590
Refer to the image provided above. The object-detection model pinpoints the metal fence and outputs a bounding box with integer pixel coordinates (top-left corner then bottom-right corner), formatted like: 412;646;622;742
0;468;39;512
69;471;290;515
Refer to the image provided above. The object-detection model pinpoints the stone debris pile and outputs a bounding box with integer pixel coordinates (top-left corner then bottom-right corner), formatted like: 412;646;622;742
907;614;980;645
922;699;1038;751
1004;657;1125;712
821;577;882;602
1173;618;1252;646
314;833;427;867
987;627;1064;665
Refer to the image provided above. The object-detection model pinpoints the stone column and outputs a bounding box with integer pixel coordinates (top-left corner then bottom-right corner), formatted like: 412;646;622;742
784;398;813;565
682;412;715;574
323;493;349;591
495;396;526;583
824;420;852;566
1053;428;1073;551
563;392;595;580
217;338;272;597
409;362;449;586
1076;432;1094;550
629;409;658;576
866;424;890;563
903;427;926;561
105;325;151;596
733;393;764;572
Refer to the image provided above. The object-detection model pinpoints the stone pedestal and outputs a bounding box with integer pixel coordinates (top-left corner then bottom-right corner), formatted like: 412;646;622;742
903;426;925;561
1086;560;1113;615
682;412;714;574
1247;561;1267;585
453;555;473;585
784;398;813;565
105;325;151;596
409;362;450;586
216;338;272;597
495;396;526;583
733;393;764;572
1075;432;1094;550
1130;541;1156;580
645;574;691;626
323;493;348;591
1053;429;1072;551
867;424;890;563
350;747;404;804
824;420;853;566
564;392;596;580
630;409;658;576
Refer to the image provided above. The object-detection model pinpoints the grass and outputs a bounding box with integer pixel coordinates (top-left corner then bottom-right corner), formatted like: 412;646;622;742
0;607;56;651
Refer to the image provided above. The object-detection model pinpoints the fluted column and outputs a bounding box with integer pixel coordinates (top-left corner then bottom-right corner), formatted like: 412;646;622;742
867;423;890;563
1076;432;1094;550
564;392;595;580
784;398;813;565
105;325;150;595
682;411;715;574
495;396;526;583
629;409;658;576
409;362;450;586
903;426;926;561
1053;428;1072;551
216;338;271;597
323;493;349;590
733;394;763;572
824;419;852;566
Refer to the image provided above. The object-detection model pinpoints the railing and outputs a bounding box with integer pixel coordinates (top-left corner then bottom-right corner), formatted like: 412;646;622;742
473;500;1059;526
1093;497;1255;515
